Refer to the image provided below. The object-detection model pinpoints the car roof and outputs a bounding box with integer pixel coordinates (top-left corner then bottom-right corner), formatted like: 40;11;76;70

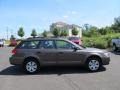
23;37;68;41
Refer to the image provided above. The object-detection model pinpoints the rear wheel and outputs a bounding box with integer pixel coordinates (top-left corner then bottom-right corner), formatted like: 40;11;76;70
23;59;40;74
86;57;102;72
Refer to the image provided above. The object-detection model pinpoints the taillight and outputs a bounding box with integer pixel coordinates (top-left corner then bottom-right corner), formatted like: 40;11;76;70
12;48;17;55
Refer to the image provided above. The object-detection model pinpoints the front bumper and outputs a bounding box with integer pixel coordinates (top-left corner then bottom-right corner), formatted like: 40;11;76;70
102;56;110;65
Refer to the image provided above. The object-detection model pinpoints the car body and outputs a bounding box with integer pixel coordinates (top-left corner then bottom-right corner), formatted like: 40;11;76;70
111;37;120;51
68;37;82;45
9;39;17;46
9;38;110;74
0;39;4;47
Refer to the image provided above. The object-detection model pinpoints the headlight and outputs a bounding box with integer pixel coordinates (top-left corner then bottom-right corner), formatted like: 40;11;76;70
104;53;110;57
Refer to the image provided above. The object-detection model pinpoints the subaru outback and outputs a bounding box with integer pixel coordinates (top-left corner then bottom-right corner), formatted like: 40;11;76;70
9;38;110;74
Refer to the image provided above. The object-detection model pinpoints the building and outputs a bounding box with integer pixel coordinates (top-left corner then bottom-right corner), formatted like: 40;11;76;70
50;22;82;38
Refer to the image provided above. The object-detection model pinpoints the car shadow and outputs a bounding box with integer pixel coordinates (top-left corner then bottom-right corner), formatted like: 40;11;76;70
0;66;106;76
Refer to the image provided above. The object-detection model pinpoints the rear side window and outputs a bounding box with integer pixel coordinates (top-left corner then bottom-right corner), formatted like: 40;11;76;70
18;40;40;49
39;40;55;49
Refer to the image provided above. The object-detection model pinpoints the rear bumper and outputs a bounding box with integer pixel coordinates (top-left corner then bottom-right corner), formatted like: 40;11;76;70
9;56;24;65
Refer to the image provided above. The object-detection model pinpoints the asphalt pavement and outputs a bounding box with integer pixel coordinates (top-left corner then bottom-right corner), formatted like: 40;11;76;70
0;47;120;90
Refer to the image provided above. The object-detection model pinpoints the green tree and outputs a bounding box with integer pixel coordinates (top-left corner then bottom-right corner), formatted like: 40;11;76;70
60;30;68;37
83;24;91;31
18;27;25;38
89;26;99;37
105;26;114;34
52;28;60;37
10;35;15;40
112;16;120;33
98;28;107;35
82;25;99;37
98;26;114;35
82;24;93;37
72;27;79;36
31;29;37;38
42;30;47;37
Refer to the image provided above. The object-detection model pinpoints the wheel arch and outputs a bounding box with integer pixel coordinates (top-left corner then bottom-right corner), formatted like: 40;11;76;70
23;56;40;65
85;55;103;65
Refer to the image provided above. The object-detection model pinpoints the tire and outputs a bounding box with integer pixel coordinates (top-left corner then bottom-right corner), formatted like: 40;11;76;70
113;44;118;51
86;57;102;72
23;58;40;74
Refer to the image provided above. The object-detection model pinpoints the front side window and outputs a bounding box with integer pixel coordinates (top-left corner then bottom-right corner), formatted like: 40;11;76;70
19;40;40;49
40;40;55;49
56;40;74;49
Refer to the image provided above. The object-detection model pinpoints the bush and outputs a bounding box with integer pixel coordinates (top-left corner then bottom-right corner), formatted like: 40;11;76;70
82;38;108;49
82;33;120;49
93;39;108;49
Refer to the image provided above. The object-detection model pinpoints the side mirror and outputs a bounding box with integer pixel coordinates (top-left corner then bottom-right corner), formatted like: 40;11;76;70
73;47;78;51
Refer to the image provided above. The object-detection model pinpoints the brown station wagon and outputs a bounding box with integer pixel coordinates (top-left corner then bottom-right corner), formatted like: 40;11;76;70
9;38;110;74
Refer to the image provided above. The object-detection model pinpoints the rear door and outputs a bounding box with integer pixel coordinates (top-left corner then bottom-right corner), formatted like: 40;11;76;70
37;40;57;66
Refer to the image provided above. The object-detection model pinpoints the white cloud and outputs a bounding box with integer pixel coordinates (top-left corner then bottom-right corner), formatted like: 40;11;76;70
71;11;77;14
62;11;77;19
63;15;69;18
67;11;78;15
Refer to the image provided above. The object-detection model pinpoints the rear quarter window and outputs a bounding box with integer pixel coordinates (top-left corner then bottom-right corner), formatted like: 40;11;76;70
17;40;40;49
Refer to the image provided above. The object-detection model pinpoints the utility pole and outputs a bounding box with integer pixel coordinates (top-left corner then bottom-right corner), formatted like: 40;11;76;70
6;27;8;40
11;29;13;35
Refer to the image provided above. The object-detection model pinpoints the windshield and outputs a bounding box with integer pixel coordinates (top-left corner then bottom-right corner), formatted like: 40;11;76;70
76;44;86;49
68;40;85;49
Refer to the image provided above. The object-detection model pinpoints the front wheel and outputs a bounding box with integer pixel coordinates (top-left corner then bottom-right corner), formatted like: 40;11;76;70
86;57;102;72
23;59;40;74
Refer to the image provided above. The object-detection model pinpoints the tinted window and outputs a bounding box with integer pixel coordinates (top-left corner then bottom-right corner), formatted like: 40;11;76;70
69;37;80;40
19;40;40;49
56;40;74;49
40;40;55;49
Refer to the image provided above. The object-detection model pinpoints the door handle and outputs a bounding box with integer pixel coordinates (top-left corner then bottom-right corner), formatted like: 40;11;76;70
37;52;41;54
58;52;63;54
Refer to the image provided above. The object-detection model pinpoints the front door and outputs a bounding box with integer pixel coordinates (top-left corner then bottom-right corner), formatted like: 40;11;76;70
55;40;82;65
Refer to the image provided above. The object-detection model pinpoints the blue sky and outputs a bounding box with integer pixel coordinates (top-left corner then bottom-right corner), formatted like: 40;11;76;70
0;0;120;39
